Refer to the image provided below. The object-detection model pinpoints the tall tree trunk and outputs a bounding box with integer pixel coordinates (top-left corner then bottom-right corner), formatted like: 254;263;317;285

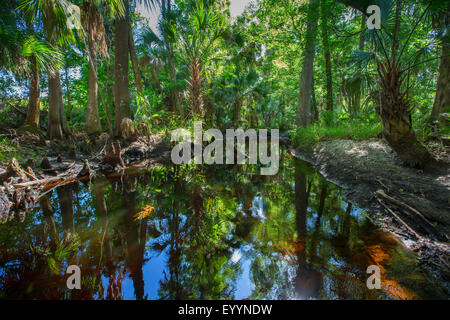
320;0;333;115
296;0;319;127
45;0;64;140
128;26;144;97
428;43;449;129
162;0;180;115
114;1;130;137
232;97;242;126
86;43;102;134
353;14;366;116
311;75;319;122
48;71;63;140
24;55;40;130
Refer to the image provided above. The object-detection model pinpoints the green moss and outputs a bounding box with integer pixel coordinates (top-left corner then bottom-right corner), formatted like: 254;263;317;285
0;137;20;163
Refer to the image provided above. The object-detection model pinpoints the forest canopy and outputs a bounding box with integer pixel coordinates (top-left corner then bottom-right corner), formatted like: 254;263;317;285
0;1;448;162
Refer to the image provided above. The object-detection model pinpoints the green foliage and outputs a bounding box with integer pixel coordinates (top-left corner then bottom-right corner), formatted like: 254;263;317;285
0;0;445;151
292;121;381;147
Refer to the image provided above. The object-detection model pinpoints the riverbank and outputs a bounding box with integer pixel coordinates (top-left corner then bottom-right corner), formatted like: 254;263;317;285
0;129;170;223
292;138;450;291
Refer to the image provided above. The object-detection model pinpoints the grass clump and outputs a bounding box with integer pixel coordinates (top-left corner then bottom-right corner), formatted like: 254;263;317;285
291;121;381;147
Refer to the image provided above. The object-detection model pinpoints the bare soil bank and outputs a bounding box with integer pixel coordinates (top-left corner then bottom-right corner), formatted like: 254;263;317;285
292;139;450;293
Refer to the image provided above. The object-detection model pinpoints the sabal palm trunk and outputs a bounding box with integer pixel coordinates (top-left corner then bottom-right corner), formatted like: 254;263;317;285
48;71;63;140
114;2;130;137
376;61;433;168
188;57;204;116
45;0;67;140
24;55;40;130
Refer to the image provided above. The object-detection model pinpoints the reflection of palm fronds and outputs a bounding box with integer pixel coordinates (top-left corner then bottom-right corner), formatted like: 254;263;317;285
47;232;81;274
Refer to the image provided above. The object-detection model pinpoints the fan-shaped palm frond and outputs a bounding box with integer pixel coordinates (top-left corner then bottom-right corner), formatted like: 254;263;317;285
22;36;64;74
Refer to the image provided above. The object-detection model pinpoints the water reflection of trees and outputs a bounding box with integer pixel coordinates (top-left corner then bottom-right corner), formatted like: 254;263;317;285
0;158;445;300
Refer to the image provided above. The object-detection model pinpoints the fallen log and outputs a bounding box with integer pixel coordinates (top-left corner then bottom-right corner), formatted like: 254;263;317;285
376;189;446;241
377;198;422;239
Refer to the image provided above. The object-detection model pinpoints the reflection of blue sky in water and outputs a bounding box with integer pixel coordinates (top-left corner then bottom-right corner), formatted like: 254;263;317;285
0;156;447;300
118;244;255;299
122;246;167;300
233;245;254;299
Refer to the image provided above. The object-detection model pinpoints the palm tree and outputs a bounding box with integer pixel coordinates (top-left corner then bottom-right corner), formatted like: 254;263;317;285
22;39;63;133
19;0;76;140
111;0;156;138
1;1;63;132
80;0;124;135
159;0;180;114
81;1;108;135
344;0;437;169
178;0;227;117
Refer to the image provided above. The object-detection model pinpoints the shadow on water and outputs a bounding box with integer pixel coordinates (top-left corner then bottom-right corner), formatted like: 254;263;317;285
0;150;448;300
